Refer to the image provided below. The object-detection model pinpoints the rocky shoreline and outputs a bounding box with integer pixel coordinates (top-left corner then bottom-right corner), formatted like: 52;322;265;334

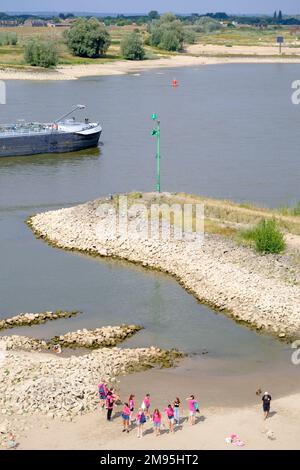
29;193;300;340
0;310;79;330
1;325;142;352
0;343;182;419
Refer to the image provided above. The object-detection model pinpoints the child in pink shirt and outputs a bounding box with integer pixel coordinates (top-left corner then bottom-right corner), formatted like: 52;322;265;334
186;395;198;425
152;408;162;436
165;404;175;433
122;403;131;433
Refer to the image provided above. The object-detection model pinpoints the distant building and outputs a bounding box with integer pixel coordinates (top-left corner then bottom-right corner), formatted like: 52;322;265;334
24;19;48;27
48;18;76;28
0;20;18;27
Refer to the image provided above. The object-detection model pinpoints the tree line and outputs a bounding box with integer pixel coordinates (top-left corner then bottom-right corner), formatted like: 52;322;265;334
23;14;199;68
8;11;299;68
1;10;300;26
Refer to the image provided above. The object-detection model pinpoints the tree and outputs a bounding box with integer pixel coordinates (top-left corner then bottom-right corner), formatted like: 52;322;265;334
64;17;111;58
159;30;180;51
148;10;160;20
120;31;145;60
149;13;184;51
159;12;177;23
24;38;58;68
193;16;222;33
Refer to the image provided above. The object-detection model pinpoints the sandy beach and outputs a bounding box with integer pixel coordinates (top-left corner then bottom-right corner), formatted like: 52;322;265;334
1;45;300;81
1;345;299;451
14;387;300;450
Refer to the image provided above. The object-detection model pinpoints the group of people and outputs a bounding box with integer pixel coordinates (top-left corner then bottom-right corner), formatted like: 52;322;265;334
98;382;201;438
99;382;273;438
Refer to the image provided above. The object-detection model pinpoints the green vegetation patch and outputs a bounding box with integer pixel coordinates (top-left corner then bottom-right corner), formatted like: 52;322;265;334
240;218;286;254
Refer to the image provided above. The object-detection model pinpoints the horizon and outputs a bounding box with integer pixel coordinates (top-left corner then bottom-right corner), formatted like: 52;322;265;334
1;0;299;16
3;10;300;17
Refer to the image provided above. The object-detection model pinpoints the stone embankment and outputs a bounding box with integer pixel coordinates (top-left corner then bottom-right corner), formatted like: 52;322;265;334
29;193;300;340
0;343;182;419
2;325;142;352
52;324;142;348
0;310;79;330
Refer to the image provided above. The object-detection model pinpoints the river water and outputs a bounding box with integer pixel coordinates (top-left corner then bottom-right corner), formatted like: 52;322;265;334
0;64;299;400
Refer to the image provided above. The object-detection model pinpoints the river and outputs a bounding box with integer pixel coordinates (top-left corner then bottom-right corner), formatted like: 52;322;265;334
0;64;299;403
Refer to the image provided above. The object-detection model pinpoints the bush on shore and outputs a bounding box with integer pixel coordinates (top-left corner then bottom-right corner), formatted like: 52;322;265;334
64;17;111;58
241;218;286;254
24;39;58;68
183;28;197;44
120;31;145;60
0;32;18;46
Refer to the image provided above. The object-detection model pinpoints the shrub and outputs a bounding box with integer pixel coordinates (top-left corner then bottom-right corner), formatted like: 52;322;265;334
24;39;58;68
193;16;222;33
241;218;286;254
184;28;197;44
64;17;111;58
0;32;18;46
120;31;145;60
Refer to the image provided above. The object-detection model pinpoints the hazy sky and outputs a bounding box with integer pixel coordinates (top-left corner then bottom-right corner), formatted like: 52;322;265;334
1;1;299;15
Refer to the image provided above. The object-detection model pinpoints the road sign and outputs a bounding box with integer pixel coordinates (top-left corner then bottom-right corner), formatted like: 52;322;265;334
277;36;284;53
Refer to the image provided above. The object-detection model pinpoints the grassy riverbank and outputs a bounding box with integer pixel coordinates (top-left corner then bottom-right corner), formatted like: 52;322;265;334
0;24;299;80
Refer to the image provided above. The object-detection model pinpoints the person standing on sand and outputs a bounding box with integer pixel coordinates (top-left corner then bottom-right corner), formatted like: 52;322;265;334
152;408;162;436
136;408;147;438
262;391;272;420
122;402;131;433
165;404;175;434
106;390;115;421
98;382;108;410
186;395;197;425
141;393;151;419
129;394;135;423
173;397;182;426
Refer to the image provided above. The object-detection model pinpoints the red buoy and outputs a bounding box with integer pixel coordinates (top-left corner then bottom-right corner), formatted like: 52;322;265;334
172;79;178;87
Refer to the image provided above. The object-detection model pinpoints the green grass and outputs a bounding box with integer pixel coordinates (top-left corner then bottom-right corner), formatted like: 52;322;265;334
0;25;166;67
279;201;300;217
195;26;299;46
0;24;299;67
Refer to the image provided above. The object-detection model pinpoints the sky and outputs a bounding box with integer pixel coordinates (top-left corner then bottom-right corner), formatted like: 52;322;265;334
1;1;299;15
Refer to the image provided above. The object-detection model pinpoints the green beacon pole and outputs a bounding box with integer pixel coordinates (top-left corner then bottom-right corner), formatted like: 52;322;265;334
151;113;161;193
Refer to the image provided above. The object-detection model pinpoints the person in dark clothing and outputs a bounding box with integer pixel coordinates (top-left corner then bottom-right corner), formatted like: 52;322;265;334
262;392;272;420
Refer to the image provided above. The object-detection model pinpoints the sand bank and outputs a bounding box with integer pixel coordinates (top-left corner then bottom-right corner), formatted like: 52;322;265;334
11;390;300;450
1;347;299;450
1;51;300;81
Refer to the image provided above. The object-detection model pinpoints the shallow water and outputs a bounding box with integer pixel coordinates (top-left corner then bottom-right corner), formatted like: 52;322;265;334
0;64;299;393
